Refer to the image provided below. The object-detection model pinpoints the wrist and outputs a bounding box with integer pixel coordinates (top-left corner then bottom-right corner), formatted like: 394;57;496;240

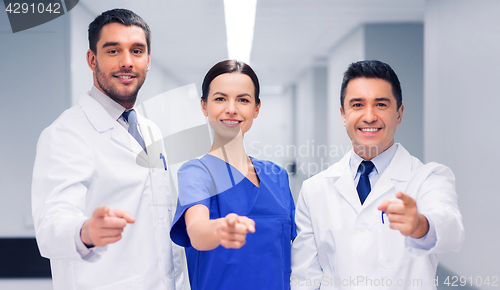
214;218;225;244
411;214;429;239
80;220;94;248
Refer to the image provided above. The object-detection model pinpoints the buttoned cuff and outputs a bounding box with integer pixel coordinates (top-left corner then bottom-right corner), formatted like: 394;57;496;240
408;216;437;250
74;220;107;262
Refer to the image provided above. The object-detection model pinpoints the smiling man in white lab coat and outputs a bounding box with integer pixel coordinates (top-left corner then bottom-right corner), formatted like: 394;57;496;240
32;9;183;290
291;60;464;289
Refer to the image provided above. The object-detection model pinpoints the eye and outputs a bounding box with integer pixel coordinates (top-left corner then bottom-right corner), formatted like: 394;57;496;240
132;49;143;54
376;103;388;107
214;97;225;101
352;103;362;108
238;98;250;103
107;49;118;54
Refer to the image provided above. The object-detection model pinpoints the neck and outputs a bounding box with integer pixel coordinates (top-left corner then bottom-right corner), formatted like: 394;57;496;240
353;141;394;161
94;82;136;109
209;132;249;174
118;101;135;110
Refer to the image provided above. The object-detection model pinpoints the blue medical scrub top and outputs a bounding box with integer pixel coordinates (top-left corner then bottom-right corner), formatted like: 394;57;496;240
170;155;296;290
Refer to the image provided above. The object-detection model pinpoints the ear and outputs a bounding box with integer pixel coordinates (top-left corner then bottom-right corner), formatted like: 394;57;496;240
146;51;151;71
86;49;97;72
253;101;261;118
201;99;208;117
397;103;404;126
340;107;346;127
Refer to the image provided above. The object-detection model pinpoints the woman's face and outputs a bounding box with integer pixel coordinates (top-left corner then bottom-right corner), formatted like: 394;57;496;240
202;73;260;141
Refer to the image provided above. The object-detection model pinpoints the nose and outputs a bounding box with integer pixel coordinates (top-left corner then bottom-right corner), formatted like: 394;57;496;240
362;107;377;123
120;51;133;69
226;99;237;115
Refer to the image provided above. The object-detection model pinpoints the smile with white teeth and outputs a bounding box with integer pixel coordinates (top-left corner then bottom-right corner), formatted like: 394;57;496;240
222;120;240;125
360;128;380;132
117;76;133;79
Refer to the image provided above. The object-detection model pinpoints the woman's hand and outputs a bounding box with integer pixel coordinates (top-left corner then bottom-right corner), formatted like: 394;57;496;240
185;205;255;251
218;213;255;249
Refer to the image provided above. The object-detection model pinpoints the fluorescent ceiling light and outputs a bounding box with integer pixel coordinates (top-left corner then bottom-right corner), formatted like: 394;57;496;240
223;0;257;64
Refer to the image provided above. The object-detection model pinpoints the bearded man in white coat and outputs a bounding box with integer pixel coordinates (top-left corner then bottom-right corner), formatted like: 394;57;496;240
291;60;464;289
32;9;183;290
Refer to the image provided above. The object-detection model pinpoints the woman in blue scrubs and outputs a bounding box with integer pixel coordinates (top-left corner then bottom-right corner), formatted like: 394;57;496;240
170;60;296;290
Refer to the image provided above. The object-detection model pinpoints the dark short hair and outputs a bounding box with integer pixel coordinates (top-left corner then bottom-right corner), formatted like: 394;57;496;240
88;9;151;54
201;60;260;104
340;60;402;109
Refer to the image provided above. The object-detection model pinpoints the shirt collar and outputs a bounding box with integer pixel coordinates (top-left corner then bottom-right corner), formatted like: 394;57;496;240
89;85;129;121
350;143;398;177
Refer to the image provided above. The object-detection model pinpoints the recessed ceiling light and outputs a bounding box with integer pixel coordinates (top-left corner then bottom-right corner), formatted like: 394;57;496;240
223;0;257;64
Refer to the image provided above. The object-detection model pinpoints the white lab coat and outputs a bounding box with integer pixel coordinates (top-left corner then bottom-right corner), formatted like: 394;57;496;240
32;91;184;290
291;144;464;290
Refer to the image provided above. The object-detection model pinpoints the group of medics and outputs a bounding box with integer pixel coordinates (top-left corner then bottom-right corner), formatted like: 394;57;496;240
31;8;464;290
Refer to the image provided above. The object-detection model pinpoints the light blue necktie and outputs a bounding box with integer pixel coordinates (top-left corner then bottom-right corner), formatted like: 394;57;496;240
356;160;375;204
122;109;147;152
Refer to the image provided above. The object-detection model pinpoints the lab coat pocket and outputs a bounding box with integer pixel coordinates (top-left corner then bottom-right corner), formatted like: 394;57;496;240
151;167;175;213
377;221;414;268
95;275;144;290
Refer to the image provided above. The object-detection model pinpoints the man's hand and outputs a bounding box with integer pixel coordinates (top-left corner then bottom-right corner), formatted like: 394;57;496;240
378;192;429;238
80;206;135;247
218;213;255;249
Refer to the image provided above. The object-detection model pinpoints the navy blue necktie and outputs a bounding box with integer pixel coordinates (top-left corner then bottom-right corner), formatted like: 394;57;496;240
122;109;147;152
356;161;375;204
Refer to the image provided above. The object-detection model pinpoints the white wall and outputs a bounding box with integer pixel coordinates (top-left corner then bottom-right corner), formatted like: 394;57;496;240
327;26;365;164
365;23;424;160
290;64;329;199
69;2;94;105
424;0;500;286
313;65;329;171
291;68;314;197
0;5;71;237
244;90;294;193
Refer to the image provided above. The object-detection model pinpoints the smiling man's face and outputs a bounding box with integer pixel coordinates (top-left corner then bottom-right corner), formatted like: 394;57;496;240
340;77;404;160
87;22;150;109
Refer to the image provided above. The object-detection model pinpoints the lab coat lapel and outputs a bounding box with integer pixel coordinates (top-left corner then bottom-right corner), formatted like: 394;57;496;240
137;113;165;169
79;92;115;133
79;93;148;164
111;127;148;165
362;144;412;207
330;152;363;214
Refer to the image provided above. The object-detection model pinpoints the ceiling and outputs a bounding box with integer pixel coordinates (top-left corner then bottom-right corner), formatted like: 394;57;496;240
78;0;425;89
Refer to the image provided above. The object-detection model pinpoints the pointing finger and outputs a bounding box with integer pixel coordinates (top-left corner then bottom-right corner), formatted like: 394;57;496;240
238;216;255;233
386;202;408;214
92;206;110;219
225;213;238;227
396;192;416;207
102;216;128;229
378;200;401;212
110;209;135;224
378;200;391;211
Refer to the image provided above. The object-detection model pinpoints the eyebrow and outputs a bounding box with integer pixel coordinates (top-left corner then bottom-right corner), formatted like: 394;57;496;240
212;92;252;98
374;97;391;102
349;98;364;104
101;42;147;49
349;97;392;104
